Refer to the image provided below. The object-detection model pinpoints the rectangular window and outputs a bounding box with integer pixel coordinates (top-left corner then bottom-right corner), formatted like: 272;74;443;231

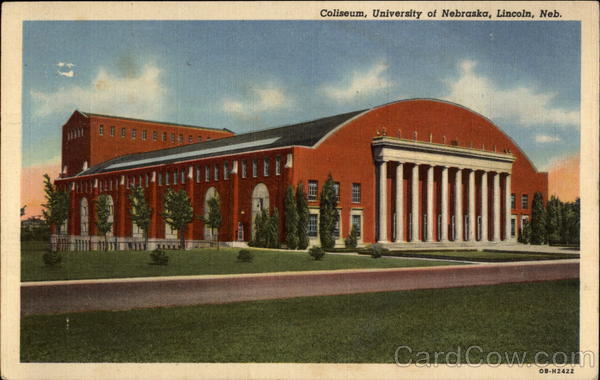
308;214;318;237
153;131;158;141
264;158;270;176
308;180;318;201
158;173;162;186
170;133;175;143
205;166;210;182
352;215;361;237
99;125;104;136
352;183;361;203
173;170;178;185
333;210;341;236
511;194;516;209
214;165;219;181
198;136;203;142
121;127;126;137
241;160;248;178
521;194;529;209
142;130;147;140
178;134;183;143
196;166;201;183
165;172;170;185
334;182;340;202
162;132;167;142
275;156;281;175
145;173;149;187
252;159;258;178
132;129;137;139
511;218;516;237
224;162;229;180
188;135;193;143
110;126;115;136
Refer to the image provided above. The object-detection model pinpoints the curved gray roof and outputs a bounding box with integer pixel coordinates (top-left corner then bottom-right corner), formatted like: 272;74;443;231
77;109;365;176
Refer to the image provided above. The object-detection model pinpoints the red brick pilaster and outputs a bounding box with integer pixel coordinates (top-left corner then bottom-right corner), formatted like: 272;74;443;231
68;182;77;235
117;175;127;237
186;166;195;242
230;160;240;242
149;171;159;238
89;181;98;236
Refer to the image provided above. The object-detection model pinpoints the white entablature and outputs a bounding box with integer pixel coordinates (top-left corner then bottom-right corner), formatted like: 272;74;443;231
372;136;515;173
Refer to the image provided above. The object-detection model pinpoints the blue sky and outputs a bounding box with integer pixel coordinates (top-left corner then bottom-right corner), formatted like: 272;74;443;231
23;21;580;170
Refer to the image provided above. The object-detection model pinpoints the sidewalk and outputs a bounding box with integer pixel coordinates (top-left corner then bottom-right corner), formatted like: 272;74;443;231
21;259;579;316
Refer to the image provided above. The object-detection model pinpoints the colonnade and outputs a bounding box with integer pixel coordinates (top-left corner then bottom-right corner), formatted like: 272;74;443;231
377;160;512;244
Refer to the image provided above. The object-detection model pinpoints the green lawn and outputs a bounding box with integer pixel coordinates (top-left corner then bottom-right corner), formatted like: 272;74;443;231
385;250;579;262
21;279;579;363
21;241;454;282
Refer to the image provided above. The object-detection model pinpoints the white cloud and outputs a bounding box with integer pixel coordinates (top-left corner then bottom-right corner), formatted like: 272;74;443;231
31;64;168;120
444;60;579;127
322;60;394;102
535;134;561;143
57;70;74;78
222;83;290;120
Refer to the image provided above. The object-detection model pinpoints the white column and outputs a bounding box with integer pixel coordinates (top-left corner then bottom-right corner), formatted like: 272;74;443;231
455;168;463;241
440;166;449;242
426;165;434;242
493;172;501;242
468;170;476;241
480;171;488;241
411;163;420;242
504;173;512;241
377;160;388;243
395;163;404;242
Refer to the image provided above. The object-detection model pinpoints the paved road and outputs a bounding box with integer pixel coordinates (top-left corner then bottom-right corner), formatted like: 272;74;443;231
21;260;579;316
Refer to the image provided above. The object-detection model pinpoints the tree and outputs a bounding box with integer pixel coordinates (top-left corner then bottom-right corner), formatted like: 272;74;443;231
345;224;358;249
546;196;563;244
530;192;547;245
128;185;153;250
518;220;531;244
41;173;69;250
319;174;338;249
284;186;299;249
561;198;580;245
269;207;281;248
95;194;113;251
161;188;194;250
205;195;222;250
296;183;309;250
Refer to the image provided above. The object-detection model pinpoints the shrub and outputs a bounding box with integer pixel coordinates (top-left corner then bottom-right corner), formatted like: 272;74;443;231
308;246;325;261
368;243;389;259
518;221;532;244
149;248;169;265
344;225;358;249
237;249;254;263
43;250;62;267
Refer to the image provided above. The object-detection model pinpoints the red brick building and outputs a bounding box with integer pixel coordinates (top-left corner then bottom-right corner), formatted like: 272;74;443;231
53;99;547;250
60;111;234;177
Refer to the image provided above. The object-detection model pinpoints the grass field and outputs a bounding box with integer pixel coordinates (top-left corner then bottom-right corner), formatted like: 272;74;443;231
21;241;454;282
384;250;579;262
21;279;579;363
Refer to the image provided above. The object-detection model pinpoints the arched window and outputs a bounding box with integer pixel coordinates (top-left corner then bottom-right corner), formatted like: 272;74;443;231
204;187;219;240
80;198;89;236
251;183;270;239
